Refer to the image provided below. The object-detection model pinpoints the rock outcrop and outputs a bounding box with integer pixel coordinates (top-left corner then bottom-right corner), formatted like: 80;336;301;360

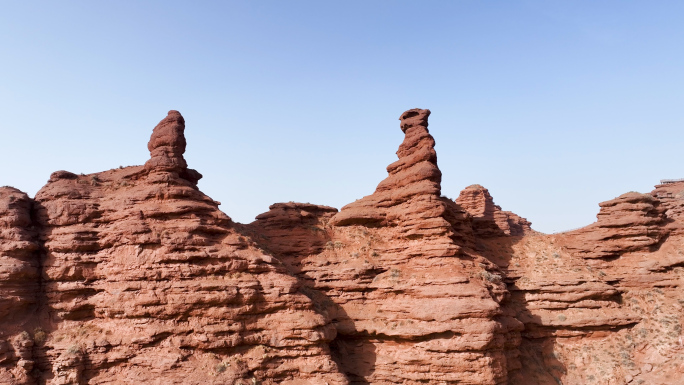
244;202;339;262
0;187;40;384
330;108;474;250
251;109;520;384
489;189;681;384
563;192;668;260
1;108;682;385
652;180;684;234
456;185;532;238
144;110;202;184
3;111;347;384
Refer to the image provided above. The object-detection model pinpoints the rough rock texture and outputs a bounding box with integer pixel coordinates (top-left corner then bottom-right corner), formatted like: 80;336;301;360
0;187;41;384
329;109;474;249
1;111;347;385
481;189;682;384
1;108;683;385
250;109;521;384
456;185;532;238
652;181;684;234
480;234;645;385
143;110;202;185
245;203;339;261
563;192;668;260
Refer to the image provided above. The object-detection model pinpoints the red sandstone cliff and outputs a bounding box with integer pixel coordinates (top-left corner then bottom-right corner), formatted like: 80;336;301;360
0;108;682;385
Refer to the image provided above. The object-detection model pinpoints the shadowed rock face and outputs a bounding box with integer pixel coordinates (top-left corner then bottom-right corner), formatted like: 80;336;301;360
1;108;683;385
456;185;532;238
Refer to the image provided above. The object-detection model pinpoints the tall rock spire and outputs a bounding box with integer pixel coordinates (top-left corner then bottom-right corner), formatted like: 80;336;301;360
331;109;441;226
330;108;472;247
144;110;202;184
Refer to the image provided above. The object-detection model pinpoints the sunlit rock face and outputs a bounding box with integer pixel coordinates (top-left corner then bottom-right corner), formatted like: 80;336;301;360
0;187;41;384
0;108;682;385
2;111;347;385
251;109;520;385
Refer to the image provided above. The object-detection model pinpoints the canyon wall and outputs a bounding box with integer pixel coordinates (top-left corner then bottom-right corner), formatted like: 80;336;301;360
0;109;681;384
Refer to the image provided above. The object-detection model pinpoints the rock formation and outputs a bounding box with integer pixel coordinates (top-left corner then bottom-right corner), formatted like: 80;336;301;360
562;192;668;260
250;109;520;384
0;108;682;384
456;184;531;238
144;110;202;184
2;111;346;385
0;187;41;384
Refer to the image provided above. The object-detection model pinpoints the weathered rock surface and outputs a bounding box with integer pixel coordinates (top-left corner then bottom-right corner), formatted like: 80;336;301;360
250;109;520;384
563;192;668;260
0;187;41;384
456;185;532;238
487;188;682;385
245;202;338;261
144;110;202;184
652;180;684;234
1;108;682;385
2;111;347;384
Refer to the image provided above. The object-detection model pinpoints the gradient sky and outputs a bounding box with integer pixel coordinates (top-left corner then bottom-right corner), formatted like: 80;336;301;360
1;1;683;233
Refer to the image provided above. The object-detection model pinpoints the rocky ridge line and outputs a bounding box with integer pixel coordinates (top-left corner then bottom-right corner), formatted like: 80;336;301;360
0;108;682;385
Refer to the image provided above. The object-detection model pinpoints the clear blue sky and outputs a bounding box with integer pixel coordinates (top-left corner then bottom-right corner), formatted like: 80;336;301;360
1;1;683;233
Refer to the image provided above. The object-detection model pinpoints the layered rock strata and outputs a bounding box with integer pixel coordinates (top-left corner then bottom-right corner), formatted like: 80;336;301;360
456;185;532;238
3;111;347;384
1;107;682;385
250;109;521;384
563;192;668;260
484;189;682;384
0;187;41;384
652;180;684;234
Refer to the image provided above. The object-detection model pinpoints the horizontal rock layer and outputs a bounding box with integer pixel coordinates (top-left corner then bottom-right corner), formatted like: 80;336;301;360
456;184;532;238
1;108;682;385
251;109;520;384
563;192;668;259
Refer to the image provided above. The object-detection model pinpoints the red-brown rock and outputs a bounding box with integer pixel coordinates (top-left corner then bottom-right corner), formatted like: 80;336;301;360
0;187;41;384
1;108;683;385
456;184;532;237
251;109;520;384
144;110;202;184
563;192;668;259
2;112;347;385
